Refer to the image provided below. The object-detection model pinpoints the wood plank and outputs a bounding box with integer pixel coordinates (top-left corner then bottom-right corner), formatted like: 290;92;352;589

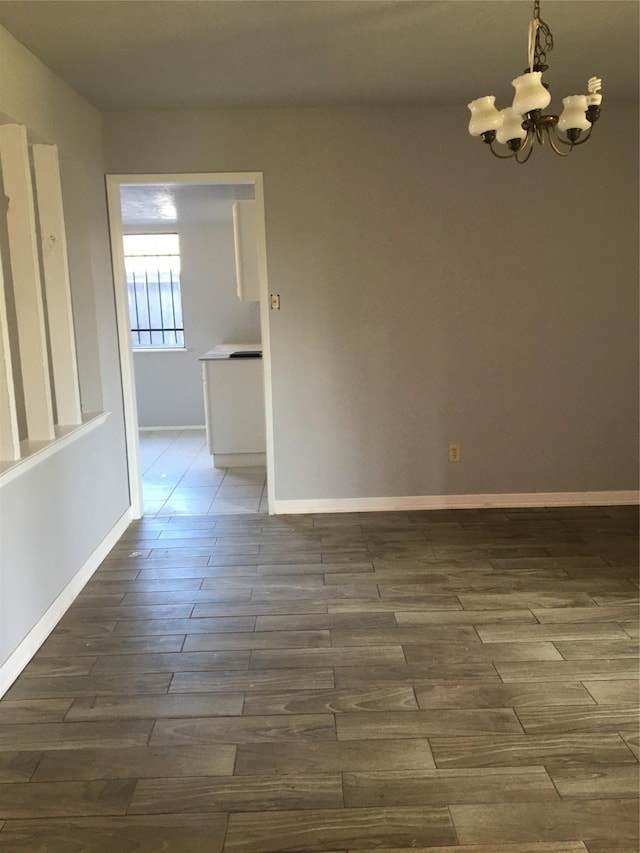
553;639;639;659
223;806;456;852
35;634;185;657
192;601;329;618
429;734;638;768
59;604;195;622
336;709;524;739
329;625;480;646
0;815;227;853
335;662;502;687
459;592;597;610
169;668;335;693
0;720;153;751
357;844;588;853
20;656;97;678
516;705;640;734
242;686;418;715
65;692;244;721
583;680;639;705
150;714;336;746
90;651;251;675
532;605;639;623
32;744;236;782
183;629;330;651
3;673;172;699
254;612;397;631
129;773;343;814
477;623;629;643
415;682;595;709
395;609;537;626
249;646;406;669
327;596;462;613
450;800;639;844
0;779;136;818
342;766;558;807
404;641;562;663
497;660;639;683
235;739;435;774
112;616;256;636
548;764;640;798
0;699;73;724
0;751;43;783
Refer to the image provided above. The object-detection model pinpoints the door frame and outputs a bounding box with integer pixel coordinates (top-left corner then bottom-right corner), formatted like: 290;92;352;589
105;172;274;518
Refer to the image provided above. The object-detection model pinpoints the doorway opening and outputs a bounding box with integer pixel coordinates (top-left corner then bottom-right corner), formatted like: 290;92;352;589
105;173;274;518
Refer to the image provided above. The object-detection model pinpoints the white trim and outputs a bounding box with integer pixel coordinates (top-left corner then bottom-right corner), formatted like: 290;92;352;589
0;238;20;461
105;172;275;519
133;348;188;353
272;491;640;515
0;507;132;697
0;411;109;486
106;176;143;519
212;452;266;468
139;425;206;431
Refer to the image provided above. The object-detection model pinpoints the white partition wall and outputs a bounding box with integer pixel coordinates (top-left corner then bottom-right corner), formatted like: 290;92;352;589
0;123;55;442
32;143;82;426
0;242;20;460
0;125;84;462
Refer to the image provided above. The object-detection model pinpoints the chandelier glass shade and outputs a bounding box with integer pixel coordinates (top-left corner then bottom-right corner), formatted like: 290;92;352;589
467;0;602;163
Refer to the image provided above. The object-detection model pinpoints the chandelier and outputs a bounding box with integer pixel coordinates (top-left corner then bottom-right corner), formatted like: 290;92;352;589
467;0;602;163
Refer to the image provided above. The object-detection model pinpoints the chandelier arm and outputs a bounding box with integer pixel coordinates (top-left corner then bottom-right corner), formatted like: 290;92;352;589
546;125;573;156
515;136;536;164
568;126;594;146
488;141;518;160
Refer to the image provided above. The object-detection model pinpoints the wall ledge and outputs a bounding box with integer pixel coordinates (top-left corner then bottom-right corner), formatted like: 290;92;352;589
0;411;109;487
272;490;640;515
0;506;132;698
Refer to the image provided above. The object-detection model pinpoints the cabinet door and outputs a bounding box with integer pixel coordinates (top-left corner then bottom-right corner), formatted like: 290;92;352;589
232;201;260;302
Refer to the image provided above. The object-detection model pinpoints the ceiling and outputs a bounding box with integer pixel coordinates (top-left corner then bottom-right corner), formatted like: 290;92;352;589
120;183;255;226
0;1;637;111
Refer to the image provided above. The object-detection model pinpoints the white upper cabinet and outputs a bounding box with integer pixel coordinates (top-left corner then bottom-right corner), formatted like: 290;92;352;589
232;200;260;302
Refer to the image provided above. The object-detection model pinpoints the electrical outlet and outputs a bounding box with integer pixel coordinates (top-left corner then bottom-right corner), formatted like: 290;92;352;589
448;443;461;463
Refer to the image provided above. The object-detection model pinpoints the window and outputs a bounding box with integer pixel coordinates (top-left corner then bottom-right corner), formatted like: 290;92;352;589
124;233;184;348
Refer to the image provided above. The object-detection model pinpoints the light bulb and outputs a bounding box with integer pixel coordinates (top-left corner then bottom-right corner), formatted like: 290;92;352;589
587;76;603;106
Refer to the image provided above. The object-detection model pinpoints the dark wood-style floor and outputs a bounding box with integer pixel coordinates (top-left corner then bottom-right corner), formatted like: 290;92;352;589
0;504;638;852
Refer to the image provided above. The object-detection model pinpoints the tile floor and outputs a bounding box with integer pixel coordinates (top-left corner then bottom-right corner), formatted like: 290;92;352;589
0;503;637;851
139;429;268;516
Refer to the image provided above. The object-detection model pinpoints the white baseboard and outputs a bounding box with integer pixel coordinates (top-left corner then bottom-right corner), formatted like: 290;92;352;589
272;490;640;515
0;508;132;698
213;452;266;468
138;425;205;431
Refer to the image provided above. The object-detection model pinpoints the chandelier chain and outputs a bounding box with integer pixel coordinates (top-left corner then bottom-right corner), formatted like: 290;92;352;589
532;0;553;71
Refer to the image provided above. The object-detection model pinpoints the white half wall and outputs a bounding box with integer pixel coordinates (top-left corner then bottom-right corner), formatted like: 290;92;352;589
0;27;130;675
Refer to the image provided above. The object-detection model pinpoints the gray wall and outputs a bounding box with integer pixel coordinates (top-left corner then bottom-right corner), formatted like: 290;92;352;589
104;105;639;502
0;27;129;669
126;216;260;427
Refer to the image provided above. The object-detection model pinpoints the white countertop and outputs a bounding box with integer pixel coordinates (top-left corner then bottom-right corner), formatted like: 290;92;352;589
200;344;262;361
